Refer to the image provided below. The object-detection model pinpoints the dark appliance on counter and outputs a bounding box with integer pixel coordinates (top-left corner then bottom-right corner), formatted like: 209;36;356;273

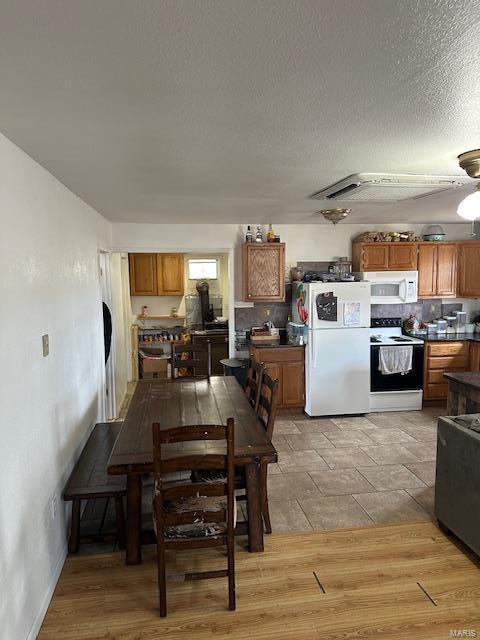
370;317;424;411
196;281;215;329
205;320;228;332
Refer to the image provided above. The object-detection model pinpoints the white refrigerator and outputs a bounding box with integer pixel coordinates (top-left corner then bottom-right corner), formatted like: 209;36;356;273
292;281;371;416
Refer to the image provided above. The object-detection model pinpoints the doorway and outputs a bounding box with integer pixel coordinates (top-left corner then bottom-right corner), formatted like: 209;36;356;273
98;249;116;420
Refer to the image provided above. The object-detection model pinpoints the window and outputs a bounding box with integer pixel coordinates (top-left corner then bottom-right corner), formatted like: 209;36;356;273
188;259;218;280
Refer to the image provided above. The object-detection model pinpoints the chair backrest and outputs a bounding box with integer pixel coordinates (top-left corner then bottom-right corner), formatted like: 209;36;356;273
244;358;264;410
256;371;279;439
152;419;235;537
171;341;212;379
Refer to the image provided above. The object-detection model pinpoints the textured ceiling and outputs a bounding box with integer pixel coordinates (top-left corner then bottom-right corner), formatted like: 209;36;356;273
0;0;479;224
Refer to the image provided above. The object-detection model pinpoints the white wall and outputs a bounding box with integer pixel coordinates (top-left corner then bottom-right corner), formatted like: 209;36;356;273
112;222;473;300
0;133;111;640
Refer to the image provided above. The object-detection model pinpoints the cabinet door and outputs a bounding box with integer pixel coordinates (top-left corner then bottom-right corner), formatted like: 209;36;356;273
282;362;305;406
263;363;282;403
129;253;158;296
243;244;285;302
436;243;458;297
458;243;480;297
417;244;437;298
388;243;418;270
360;244;389;271
470;343;480;372
157;254;184;296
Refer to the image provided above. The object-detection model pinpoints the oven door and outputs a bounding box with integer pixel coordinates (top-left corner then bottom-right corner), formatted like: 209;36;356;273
370;345;424;392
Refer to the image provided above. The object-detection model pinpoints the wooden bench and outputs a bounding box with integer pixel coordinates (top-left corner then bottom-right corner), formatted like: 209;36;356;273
63;422;126;553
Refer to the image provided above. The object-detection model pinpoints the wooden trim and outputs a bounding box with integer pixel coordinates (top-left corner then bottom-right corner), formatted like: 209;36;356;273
131;324;139;382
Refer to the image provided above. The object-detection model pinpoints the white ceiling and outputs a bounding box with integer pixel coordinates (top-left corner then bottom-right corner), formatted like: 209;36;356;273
0;0;479;225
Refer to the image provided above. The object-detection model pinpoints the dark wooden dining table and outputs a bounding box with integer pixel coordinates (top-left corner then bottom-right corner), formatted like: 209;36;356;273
108;376;277;565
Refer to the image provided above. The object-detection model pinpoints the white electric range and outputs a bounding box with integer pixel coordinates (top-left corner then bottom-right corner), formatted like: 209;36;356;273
369;318;424;412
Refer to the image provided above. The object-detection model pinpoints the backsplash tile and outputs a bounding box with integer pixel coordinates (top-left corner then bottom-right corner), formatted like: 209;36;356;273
371;301;442;323
235;285;292;330
371;299;480;323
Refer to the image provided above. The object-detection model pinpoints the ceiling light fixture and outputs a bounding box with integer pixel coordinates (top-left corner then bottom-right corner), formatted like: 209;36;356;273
457;149;480;235
318;208;351;225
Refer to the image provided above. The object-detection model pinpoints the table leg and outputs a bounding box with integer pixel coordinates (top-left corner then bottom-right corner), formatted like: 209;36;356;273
126;474;142;565
245;462;264;552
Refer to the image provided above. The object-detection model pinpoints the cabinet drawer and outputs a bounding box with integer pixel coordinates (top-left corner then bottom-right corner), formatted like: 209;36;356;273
427;355;469;370
254;347;305;363
427;369;448;384
427;342;469;357
425;383;448;400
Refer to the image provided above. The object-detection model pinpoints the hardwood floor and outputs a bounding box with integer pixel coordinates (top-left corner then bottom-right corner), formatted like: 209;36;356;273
39;521;480;639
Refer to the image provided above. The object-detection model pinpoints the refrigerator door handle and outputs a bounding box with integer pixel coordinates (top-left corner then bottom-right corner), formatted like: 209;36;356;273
311;333;318;368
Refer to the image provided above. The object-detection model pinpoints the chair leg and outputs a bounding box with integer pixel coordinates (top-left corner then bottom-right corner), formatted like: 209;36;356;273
227;531;236;611
157;539;167;617
68;499;81;553
115;495;126;551
259;465;272;534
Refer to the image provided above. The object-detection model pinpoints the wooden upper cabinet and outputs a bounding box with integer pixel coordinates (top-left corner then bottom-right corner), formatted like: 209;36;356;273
417;243;437;297
157;254;184;296
352;242;417;271
242;243;285;302
388;243;418;270
129;253;184;296
458;242;480;298
353;243;388;271
418;242;457;298
436;243;457;297
129;253;158;296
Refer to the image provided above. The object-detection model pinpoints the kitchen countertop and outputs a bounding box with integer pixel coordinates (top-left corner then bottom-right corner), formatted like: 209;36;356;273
444;371;480;390
417;334;480;343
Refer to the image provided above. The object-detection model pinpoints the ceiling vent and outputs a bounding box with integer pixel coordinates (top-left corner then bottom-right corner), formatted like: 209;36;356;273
309;173;469;202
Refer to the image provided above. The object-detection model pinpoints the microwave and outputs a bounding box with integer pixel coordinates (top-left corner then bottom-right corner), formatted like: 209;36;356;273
356;271;418;304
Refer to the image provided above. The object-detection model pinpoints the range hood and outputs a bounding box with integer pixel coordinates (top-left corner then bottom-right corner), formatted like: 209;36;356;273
309;173;469;202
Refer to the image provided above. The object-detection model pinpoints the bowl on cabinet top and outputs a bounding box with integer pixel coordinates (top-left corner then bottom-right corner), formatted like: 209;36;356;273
422;224;445;241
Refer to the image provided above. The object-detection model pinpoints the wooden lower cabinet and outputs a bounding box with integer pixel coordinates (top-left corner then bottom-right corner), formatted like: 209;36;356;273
193;333;229;376
423;341;470;401
470;342;480;372
250;346;305;408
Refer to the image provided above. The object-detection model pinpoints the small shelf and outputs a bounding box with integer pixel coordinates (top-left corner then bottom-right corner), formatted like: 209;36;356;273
137;315;186;321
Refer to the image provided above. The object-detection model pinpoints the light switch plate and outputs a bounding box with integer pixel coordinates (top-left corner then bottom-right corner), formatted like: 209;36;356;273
42;334;49;357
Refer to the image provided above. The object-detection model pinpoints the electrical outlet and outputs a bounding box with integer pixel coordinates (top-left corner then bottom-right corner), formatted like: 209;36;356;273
51;495;57;520
42;334;49;357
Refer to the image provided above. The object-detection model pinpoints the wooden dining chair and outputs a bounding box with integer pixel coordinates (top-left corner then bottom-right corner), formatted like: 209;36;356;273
255;371;280;534
244;358;264;410
152;419;236;617
171;341;212;380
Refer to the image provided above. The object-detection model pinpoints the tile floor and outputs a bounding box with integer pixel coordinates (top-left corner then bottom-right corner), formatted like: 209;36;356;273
118;382;442;535
268;406;443;533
